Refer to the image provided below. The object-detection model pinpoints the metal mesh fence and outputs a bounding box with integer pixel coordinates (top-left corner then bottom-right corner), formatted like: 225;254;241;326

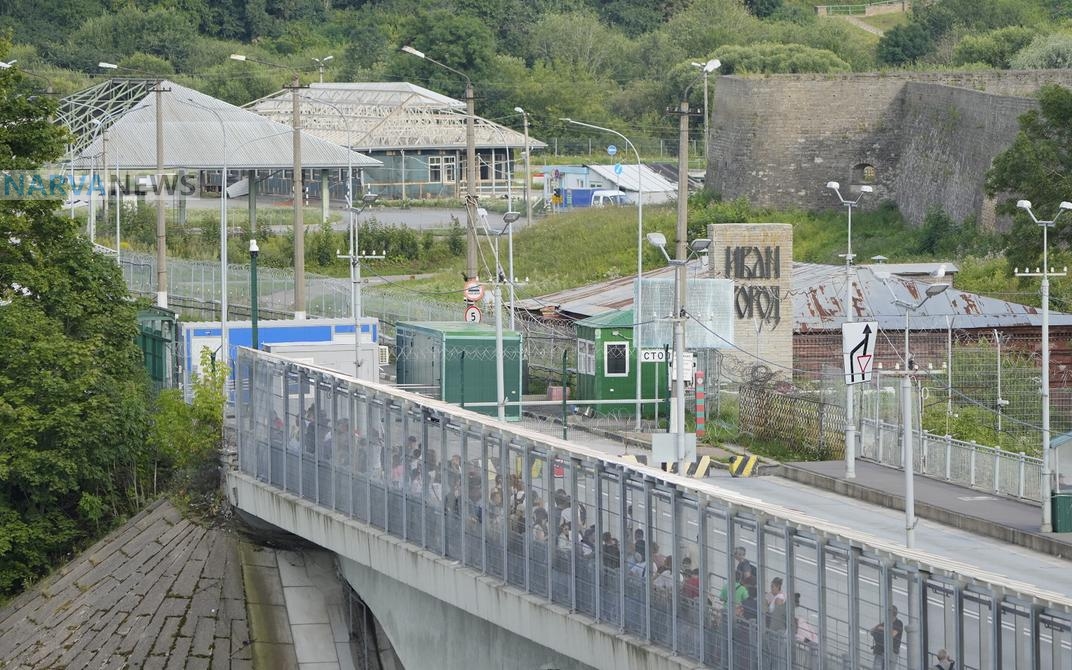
123;250;1069;472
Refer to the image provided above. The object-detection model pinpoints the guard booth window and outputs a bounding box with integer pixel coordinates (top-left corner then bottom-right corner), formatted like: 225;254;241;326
605;342;629;377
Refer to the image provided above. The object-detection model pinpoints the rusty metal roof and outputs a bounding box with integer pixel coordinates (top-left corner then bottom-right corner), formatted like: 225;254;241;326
522;261;1072;331
795;263;1072;331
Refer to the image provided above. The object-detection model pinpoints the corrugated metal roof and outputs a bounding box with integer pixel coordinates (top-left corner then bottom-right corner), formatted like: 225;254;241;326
69;80;380;170
246;82;548;153
865;261;961;276
576;309;635;329
586;164;677;195
522;260;1072;331
793;263;1072;331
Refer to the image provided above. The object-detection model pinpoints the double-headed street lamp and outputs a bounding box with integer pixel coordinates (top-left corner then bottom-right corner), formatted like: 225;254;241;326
1015;199;1072;532
230;53;308;318
827;180;873;479
561;117;645;430
401;45;479;284
478;208;518;422
884;278;949;548
648;232;712;473
312;55;333;83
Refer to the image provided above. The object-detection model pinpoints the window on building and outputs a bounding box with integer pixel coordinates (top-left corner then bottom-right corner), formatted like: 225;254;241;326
428;155;458;184
578;340;595;375
605;342;629;377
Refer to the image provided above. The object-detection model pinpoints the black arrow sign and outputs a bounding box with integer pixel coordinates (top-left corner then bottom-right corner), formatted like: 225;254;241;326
848;324;872;383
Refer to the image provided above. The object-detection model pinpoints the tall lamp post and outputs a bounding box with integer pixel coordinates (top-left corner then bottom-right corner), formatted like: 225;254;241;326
401;45;479;284
338;192;381;377
479;208;517;422
514;108;533;306
178;96;231;371
561;117;645;430
884;279;949;548
99;60;168;308
690;60;718;160
1015;199;1072;532
231;53;307;318
647;233;712;472
673;59;719;447
827;180;873;479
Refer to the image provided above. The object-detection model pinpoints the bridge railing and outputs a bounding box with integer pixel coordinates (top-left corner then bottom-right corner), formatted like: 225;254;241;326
860;419;1043;502
236;349;1072;669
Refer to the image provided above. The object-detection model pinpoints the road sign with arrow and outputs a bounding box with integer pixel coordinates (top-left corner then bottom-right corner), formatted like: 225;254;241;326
842;321;877;384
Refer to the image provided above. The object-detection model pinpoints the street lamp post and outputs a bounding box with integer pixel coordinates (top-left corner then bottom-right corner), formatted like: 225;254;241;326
885;280;949;548
402;45;479;284
827;180;873;479
312;56;333;83
99;60;168;308
338;192;381;377
561;118;645;430
176;96;231;372
515;106;532;328
690;60;718;160
1015;199;1072;532
673;59;719;452
647;232;712;472
479;209;516;422
231;53;307;318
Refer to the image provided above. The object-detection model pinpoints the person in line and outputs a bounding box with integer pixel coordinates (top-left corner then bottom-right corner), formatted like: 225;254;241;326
766;577;787;631
934;649;955;670
733;546;753;581
871;606;904;670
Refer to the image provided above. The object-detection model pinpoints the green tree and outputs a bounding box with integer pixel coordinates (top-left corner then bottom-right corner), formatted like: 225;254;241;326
953;26;1036;68
1010;32;1072;70
986;84;1072;268
0;45;155;597
877;23;932;66
744;0;782;19
716;42;851;75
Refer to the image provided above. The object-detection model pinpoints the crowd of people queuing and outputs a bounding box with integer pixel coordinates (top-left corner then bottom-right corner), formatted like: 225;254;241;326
268;407;831;666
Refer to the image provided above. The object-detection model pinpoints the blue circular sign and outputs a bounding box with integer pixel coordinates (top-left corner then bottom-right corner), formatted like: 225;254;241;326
614;162;623;175
607;144;618;157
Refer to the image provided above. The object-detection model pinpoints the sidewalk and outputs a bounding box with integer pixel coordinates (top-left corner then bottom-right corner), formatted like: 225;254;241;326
781;459;1072;558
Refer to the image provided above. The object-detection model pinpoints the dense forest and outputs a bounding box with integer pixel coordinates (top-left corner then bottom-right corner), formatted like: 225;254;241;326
2;0;1071;142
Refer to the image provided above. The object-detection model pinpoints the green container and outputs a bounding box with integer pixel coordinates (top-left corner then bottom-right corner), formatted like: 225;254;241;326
1052;494;1072;533
395;321;523;420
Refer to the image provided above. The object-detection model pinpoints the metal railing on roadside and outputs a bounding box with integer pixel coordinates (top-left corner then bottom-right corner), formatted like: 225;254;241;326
860;419;1043;502
233;349;1072;670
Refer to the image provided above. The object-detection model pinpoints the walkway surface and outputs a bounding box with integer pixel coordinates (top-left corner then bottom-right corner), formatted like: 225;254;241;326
548;420;1072;601
0;500;357;670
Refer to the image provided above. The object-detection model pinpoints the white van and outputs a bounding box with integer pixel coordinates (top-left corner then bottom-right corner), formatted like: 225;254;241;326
591;190;627;207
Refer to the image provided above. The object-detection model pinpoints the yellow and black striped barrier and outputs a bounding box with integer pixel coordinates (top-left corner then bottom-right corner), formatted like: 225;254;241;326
729;455;759;477
620;454;712;479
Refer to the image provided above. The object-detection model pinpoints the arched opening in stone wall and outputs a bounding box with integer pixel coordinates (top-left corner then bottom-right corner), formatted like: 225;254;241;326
853;163;877;184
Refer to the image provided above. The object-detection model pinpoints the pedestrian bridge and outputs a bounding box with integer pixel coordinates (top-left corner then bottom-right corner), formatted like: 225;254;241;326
227;349;1072;670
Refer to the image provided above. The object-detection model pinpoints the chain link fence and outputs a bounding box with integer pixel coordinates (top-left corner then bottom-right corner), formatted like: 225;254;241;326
122;251;1071;483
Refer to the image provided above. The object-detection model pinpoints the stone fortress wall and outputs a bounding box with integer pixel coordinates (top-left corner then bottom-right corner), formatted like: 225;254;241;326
707;70;1072;228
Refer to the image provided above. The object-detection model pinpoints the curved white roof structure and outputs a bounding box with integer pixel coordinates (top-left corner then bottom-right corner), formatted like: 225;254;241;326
246;82;546;152
61;78;380;171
